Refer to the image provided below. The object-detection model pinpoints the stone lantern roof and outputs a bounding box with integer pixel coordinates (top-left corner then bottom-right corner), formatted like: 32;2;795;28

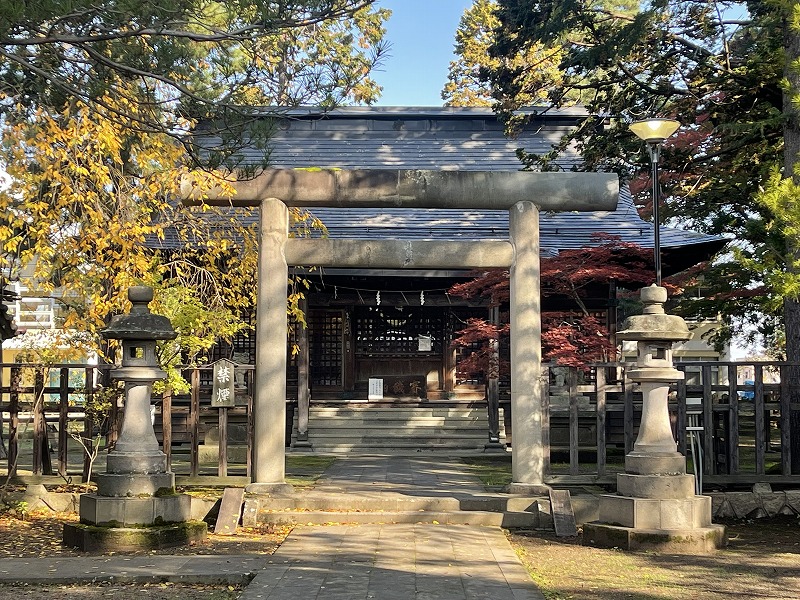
617;285;692;343
101;286;177;341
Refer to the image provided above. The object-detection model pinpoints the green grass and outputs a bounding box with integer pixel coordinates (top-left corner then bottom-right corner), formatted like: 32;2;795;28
461;455;513;487
285;455;335;488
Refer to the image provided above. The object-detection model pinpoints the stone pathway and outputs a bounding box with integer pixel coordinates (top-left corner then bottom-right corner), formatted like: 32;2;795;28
312;455;494;497
241;523;544;600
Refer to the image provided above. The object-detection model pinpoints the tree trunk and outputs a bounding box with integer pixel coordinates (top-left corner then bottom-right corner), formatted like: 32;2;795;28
783;8;800;473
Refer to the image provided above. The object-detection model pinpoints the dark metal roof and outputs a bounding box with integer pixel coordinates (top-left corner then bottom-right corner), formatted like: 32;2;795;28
183;107;728;271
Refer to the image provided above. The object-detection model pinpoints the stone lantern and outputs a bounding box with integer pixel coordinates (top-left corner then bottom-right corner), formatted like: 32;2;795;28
583;285;726;553
64;286;206;551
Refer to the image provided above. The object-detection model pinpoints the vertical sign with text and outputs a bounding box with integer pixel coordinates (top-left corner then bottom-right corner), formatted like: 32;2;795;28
211;359;236;407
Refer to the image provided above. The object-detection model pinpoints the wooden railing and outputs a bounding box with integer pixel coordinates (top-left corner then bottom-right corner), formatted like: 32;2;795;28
542;361;798;485
1;360;797;487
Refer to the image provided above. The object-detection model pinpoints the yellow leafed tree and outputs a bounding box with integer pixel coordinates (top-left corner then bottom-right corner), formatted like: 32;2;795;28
0;89;293;379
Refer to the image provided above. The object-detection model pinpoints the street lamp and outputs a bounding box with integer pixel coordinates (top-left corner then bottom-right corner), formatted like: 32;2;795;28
629;118;680;286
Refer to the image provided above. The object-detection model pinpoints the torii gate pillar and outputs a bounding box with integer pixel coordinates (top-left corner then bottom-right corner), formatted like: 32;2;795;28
182;169;618;493
507;201;548;493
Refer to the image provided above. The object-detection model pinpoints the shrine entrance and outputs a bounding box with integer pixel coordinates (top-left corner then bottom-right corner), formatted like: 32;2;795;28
183;168;618;493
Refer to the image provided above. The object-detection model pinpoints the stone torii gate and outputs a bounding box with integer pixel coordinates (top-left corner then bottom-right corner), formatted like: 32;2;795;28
183;169;619;494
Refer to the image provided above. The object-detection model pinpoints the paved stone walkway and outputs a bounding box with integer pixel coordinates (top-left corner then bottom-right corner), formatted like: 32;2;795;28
312;455;494;498
241;523;544;600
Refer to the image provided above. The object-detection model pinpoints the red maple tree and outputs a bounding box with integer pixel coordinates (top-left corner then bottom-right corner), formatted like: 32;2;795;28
449;235;654;375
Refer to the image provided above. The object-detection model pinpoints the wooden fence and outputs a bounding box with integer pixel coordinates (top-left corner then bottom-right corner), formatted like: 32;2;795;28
0;360;798;487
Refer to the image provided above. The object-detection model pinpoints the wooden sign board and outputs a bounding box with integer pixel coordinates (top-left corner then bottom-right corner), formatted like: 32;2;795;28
211;359;236;407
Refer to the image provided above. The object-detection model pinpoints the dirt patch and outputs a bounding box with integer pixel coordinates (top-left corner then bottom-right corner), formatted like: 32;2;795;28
510;516;800;600
0;511;291;558
0;582;242;599
0;510;291;599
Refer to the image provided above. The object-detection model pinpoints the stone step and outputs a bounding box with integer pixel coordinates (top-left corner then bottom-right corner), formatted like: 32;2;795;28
297;443;490;453
243;493;553;528
300;425;489;435
249;510;541;528
293;405;504;451
305;408;490;417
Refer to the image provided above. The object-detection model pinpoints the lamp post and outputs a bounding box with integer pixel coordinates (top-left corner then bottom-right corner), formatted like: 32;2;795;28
629;118;680;286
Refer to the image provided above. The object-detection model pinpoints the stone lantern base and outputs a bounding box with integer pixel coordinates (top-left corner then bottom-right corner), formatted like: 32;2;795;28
583;473;726;554
583;482;727;554
64;479;207;551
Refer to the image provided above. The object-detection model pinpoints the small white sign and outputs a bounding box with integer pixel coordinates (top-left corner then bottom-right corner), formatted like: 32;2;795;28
418;335;432;352
368;378;384;400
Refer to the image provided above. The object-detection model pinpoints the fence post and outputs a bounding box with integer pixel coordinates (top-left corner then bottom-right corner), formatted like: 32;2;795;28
190;368;200;478
82;368;94;482
247;386;254;480
754;364;766;475
596;366;607;477
32;368;49;475
568;367;579;476
676;369;687;455
58;368;69;478
702;364;714;476
161;389;172;471
218;406;228;477
727;364;740;474
781;364;792;474
542;367;550;476
8;367;20;478
623;368;635;455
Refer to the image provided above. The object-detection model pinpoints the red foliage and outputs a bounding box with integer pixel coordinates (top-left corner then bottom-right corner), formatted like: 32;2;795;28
448;235;645;372
541;234;652;302
450;317;510;380
447;269;509;306
542;313;615;367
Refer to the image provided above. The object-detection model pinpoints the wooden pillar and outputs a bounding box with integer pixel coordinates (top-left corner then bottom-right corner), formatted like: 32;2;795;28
295;297;312;447
486;305;502;446
444;309;456;394
8;367;20;477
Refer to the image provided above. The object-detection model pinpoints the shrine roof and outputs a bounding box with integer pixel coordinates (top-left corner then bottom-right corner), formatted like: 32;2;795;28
176;107;728;273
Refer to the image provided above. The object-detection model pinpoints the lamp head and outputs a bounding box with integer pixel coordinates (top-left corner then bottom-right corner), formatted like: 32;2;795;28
629;118;680;144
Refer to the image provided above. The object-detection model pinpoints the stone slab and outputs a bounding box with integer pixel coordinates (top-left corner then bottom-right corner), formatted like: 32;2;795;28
583;522;727;554
616;472;696;499
63;521;207;552
80;493;192;526
598;494;712;529
239;523;546;600
214;487;245;535
95;472;175;497
249;509;541;528
549;489;577;537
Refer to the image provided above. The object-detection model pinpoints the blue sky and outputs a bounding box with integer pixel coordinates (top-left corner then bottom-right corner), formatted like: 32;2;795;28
373;0;474;106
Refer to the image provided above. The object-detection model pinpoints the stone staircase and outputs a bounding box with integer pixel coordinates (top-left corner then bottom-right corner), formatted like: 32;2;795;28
290;404;502;452
243;492;552;528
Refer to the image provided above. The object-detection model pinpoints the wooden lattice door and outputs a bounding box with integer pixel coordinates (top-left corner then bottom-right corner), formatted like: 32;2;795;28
309;309;344;389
